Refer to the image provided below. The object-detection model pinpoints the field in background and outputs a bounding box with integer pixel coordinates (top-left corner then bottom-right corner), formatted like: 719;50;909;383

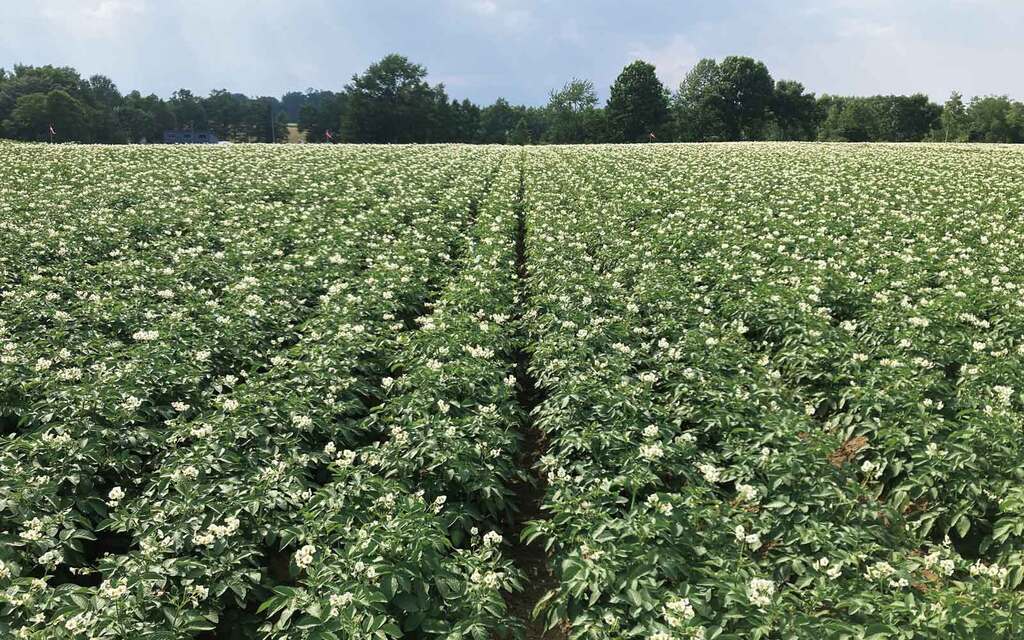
2;142;1024;639
285;124;304;144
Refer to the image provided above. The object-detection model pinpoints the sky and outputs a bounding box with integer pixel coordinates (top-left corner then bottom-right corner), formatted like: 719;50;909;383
2;0;1023;105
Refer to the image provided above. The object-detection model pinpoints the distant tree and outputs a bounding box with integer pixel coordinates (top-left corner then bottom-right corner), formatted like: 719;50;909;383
888;94;941;141
545;78;599;143
0;65;82;122
819;99;875;142
5;89;89;141
606;60;669;142
169;89;207;130
938;92;969;142
86;75;121;109
204;90;247;139
46;90;89;140
424;83;456;142
123;90;176;141
717;56;774;140
508;116;531;144
967;95;1023;143
84;74;125;141
523;106;550;143
768;80;817;140
580;107;609;142
279;91;306;121
4;93;49;140
341;54;443;143
297;90;346;142
673;58;727;141
478;98;518;143
448;98;481;142
244;96;287;142
115;105;155;143
82;74;123;141
1008;102;1024;142
0;65;113;141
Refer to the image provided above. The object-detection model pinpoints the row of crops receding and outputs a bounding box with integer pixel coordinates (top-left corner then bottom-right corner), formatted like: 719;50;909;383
2;141;1024;639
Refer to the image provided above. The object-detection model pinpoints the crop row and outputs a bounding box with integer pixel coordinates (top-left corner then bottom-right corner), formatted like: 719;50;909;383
4;142;1024;639
521;145;1024;639
0;144;523;638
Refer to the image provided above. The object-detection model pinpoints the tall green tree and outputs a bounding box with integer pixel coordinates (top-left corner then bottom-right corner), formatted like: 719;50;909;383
5;89;88;141
84;74;125;142
508;116;531;144
340;54;444;143
3;93;49;140
967;96;1023;143
115;105;155;143
478;98;518;143
279;91;306;121
246;96;287;142
606;60;669;142
545;78;600;143
673;58;726;141
204;90;248;139
448;98;481;143
0;64;82;121
46;90;90;141
122;90;176;141
298;90;346;142
818;98;875;142
168;89;207;130
938;92;969;142
768;80;817;140
717;56;774;140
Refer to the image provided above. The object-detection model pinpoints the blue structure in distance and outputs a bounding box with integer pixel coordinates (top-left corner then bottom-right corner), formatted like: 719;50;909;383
162;130;219;144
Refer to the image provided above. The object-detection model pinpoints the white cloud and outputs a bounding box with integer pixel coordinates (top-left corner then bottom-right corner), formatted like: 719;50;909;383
559;19;584;46
835;17;897;39
627;34;699;89
38;0;147;37
455;0;532;32
466;0;499;15
4;1;1024;105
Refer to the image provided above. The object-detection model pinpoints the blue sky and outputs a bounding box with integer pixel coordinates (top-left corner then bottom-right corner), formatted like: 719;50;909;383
3;0;1022;104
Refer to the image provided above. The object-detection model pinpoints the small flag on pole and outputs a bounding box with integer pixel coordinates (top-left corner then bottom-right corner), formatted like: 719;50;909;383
325;129;333;141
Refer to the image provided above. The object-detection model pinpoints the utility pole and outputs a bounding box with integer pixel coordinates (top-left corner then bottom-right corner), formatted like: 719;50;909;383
269;101;275;143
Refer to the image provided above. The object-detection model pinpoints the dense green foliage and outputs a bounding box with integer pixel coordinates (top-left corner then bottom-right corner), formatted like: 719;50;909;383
339;55;450;143
605;61;670;142
0;65;287;143
520;144;1024;638
0;143;525;638
4;55;1024;144
2;142;1024;639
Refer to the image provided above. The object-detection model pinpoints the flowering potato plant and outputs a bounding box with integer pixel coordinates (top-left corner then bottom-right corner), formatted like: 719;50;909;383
0;143;523;638
520;144;1024;639
3;141;1024;639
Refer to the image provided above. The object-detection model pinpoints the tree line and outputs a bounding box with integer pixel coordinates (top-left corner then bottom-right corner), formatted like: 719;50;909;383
2;55;1023;144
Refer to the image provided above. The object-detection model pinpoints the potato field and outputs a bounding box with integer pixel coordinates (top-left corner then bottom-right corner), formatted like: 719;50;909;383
2;142;1024;639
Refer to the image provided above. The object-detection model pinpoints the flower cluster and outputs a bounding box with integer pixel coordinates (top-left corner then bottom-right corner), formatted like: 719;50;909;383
4;142;1024;639
0;143;521;637
518;144;1024;639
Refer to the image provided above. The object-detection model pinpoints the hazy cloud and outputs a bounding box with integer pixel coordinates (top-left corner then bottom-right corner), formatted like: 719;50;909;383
1;0;1021;104
628;35;700;90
